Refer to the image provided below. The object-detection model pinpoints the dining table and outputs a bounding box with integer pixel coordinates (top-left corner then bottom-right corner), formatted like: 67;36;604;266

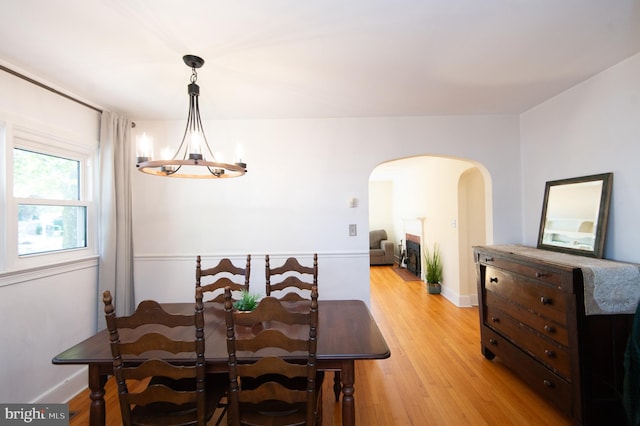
52;299;390;426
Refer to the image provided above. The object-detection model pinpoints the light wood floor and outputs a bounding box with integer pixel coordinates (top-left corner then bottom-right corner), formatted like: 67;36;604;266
68;265;572;425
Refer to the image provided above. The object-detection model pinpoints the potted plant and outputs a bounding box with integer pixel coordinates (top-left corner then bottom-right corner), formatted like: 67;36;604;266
233;290;260;311
424;243;443;294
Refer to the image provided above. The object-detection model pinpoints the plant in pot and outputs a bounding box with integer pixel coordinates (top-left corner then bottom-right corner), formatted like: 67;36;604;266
233;290;260;311
424;243;443;294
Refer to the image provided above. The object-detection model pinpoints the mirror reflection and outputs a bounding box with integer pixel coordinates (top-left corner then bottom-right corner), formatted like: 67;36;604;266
537;173;612;258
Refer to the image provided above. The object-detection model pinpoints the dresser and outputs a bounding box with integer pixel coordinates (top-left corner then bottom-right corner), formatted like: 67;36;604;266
475;245;639;425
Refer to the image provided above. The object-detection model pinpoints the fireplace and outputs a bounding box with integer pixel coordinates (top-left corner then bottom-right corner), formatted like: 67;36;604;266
405;234;421;277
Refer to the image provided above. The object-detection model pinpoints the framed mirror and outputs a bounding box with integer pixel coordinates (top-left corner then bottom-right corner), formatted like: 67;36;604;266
537;173;612;258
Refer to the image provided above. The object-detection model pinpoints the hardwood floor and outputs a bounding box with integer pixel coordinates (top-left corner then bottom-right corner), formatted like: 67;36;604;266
68;265;572;425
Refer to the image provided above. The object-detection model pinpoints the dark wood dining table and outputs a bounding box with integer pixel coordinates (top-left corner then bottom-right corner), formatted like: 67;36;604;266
52;299;390;426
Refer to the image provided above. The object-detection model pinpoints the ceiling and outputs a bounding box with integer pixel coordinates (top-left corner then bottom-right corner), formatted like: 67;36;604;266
1;0;639;120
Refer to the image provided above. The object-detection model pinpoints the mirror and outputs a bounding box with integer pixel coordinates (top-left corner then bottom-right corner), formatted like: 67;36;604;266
537;173;612;258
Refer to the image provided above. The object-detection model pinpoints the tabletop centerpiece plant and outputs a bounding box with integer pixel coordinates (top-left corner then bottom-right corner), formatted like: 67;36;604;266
424;243;443;294
233;290;260;311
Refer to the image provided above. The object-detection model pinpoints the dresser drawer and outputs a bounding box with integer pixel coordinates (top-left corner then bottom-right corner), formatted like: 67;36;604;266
485;266;568;325
485;303;571;379
485;290;569;347
481;327;572;417
478;253;564;288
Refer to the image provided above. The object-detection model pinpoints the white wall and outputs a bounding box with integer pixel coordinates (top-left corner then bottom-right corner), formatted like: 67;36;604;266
0;66;101;404
131;116;521;306
369;180;394;241
459;167;486;305
520;52;640;263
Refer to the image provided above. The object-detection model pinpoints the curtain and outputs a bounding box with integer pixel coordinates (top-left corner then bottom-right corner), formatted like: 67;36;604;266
97;111;134;330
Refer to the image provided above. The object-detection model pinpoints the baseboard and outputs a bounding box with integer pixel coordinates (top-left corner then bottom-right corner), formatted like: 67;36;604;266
33;367;87;403
441;286;478;308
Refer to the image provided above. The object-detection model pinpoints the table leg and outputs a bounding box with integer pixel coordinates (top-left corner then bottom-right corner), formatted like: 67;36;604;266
340;360;355;426
88;366;107;426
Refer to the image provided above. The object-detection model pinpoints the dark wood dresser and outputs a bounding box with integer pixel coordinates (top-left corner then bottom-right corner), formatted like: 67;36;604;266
475;245;638;425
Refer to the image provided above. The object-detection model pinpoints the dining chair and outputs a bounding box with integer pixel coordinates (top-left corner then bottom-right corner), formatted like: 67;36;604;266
265;254;318;301
265;253;341;402
196;254;251;302
223;286;324;426
103;288;227;426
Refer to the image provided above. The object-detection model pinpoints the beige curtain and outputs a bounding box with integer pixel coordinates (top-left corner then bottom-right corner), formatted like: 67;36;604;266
97;111;134;329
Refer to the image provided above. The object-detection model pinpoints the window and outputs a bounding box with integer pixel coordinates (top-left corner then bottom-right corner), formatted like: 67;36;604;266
2;125;96;272
14;149;86;255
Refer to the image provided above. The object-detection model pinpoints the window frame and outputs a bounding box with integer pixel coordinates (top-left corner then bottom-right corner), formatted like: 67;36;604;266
1;123;97;272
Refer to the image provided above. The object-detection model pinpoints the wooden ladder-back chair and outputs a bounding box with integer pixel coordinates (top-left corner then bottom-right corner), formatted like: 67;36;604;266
265;254;318;301
265;253;340;402
196;255;251;302
223;286;324;426
103;288;226;426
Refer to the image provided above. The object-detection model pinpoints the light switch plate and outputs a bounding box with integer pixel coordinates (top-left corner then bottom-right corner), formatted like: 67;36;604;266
349;224;357;236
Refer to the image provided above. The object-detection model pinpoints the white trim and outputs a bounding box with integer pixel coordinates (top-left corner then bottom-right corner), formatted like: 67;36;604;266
3;122;98;272
134;250;368;262
32;367;87;404
440;284;477;308
0;255;98;287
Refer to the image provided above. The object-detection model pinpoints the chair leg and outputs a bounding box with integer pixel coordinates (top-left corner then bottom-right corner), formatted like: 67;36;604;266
333;372;341;402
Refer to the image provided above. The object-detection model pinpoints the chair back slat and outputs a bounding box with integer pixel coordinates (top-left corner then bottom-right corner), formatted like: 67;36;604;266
236;357;308;378
116;333;195;355
121;359;196;381
127;383;197;406
234;329;309;352
239;381;307;405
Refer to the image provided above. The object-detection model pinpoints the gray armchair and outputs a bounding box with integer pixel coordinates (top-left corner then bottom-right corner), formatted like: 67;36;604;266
369;229;394;265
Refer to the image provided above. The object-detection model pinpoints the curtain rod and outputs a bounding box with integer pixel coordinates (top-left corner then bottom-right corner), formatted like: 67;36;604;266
0;63;103;113
0;64;137;128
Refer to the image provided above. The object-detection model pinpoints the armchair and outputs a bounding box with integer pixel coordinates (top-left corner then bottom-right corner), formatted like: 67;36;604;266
369;229;394;265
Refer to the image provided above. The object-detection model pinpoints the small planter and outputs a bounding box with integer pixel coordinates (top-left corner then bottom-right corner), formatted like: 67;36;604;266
427;282;441;294
424;243;443;295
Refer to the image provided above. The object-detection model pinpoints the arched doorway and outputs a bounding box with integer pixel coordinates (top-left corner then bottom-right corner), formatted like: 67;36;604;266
368;155;489;306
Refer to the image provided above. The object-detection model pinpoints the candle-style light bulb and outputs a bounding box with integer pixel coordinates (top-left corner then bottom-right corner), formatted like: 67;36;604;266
235;144;247;169
136;132;153;162
160;146;177;174
161;147;173;161
188;131;203;160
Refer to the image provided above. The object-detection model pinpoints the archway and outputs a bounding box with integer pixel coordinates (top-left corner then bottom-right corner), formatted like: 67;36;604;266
368;155;490;306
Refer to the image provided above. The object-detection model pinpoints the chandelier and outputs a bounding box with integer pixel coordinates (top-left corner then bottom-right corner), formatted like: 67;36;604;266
136;55;247;178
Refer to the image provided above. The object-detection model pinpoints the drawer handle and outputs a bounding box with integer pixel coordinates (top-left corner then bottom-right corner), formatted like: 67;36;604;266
544;349;556;358
535;272;548;278
540;296;552;305
491;316;500;323
544;324;556;333
489;277;498;283
489;338;498;346
543;379;555;388
484;257;494;262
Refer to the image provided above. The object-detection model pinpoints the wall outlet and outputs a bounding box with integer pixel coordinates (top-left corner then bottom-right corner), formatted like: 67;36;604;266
349;224;357;236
